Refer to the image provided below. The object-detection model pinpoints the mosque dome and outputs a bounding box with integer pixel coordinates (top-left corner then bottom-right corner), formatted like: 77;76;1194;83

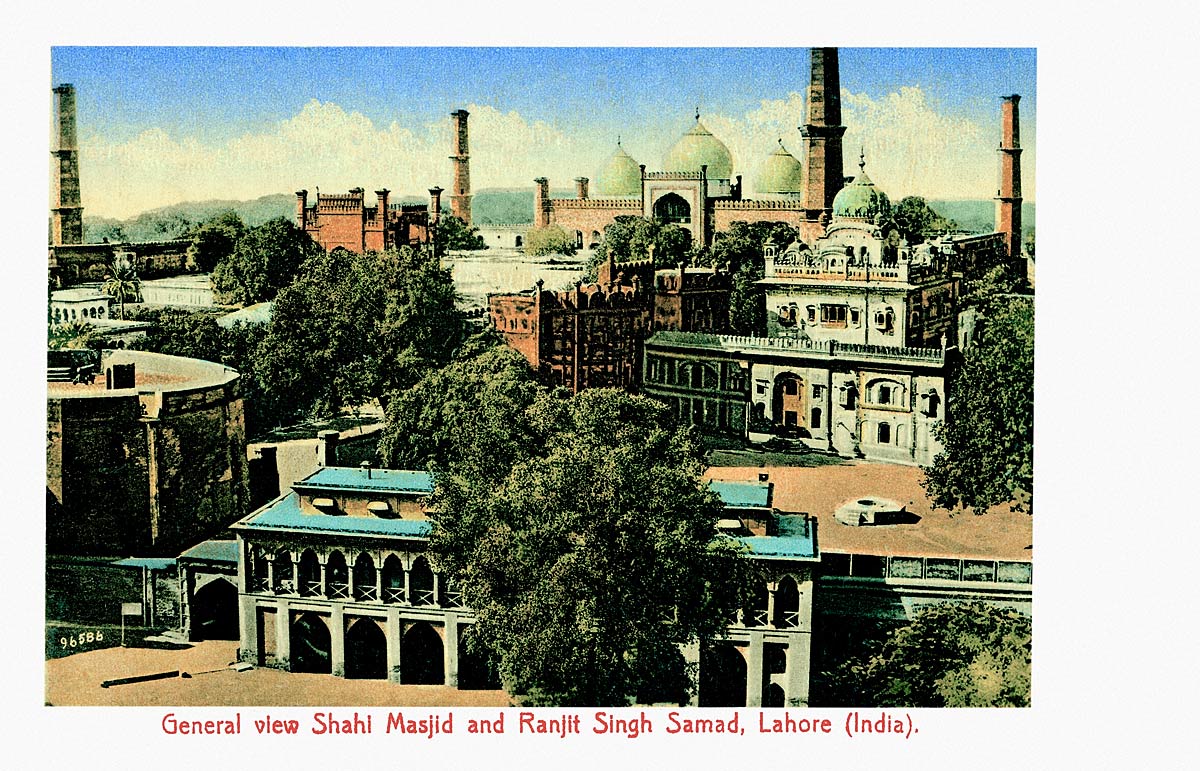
832;153;891;220
757;140;804;194
663;117;734;180
597;142;642;197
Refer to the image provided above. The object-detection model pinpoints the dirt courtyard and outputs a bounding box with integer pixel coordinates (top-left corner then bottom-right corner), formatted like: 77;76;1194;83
45;640;510;707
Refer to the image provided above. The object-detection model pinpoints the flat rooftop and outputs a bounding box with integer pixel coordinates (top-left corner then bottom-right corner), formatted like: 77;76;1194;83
296;467;434;494
706;461;1031;561
235;493;432;539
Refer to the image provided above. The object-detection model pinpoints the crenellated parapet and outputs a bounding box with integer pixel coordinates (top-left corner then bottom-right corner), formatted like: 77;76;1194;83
549;198;641;210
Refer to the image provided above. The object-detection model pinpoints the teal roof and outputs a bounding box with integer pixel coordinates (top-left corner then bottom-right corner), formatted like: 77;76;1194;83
239;493;432;539
296;467;434;495
737;533;817;560
178;539;238;564
711;480;771;509
111;557;176;570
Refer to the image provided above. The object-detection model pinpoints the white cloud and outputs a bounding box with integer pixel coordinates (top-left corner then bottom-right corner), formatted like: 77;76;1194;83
76;87;1033;219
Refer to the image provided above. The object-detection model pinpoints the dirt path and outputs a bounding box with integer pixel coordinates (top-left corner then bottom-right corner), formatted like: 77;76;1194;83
46;640;510;707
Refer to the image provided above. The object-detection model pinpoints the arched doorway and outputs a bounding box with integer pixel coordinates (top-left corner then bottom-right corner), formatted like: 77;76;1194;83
401;622;444;684
353;553;377;601
653;192;691;224
326;551;349;599
764;683;786;707
290;613;332;674
772;576;800;628
191;578;238;640
410;556;435;606
772;373;806;430
345;618;387;679
382;555;405;603
699;643;746;707
298;550;320;597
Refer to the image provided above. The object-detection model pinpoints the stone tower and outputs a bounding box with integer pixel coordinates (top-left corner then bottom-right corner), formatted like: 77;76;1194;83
800;48;847;213
51;83;84;245
449;109;472;224
996;95;1023;262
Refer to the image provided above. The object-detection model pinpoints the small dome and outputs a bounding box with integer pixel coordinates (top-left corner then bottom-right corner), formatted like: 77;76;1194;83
597;142;642;197
757;140;803;194
663;117;733;180
832;153;891;220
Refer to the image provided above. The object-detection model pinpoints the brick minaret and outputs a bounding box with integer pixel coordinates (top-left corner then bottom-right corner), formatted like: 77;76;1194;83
295;190;308;229
51;84;84;245
800;48;847;213
375;188;390;250
574;177;589;200
449;109;472;224
996;95;1023;262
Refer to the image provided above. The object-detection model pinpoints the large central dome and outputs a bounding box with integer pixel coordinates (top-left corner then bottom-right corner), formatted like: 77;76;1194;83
663;118;733;180
758;141;804;195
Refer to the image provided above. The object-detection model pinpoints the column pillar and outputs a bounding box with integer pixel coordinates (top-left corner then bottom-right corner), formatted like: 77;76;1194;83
386;608;402;683
375;558;383;603
443;613;459;688
319;558;328;597
275;599;291;671
766;581;777;628
682;639;700;707
238;594;258;664
290;554;299;595
347;554;356;599
785;634;812;707
403;567;411;604
330;605;345;678
745;633;764;707
265;556;275;594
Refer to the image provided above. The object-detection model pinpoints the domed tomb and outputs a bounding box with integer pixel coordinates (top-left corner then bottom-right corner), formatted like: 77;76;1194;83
663;116;734;180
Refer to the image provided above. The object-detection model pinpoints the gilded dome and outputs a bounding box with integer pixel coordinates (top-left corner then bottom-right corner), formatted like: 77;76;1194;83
832;154;891;220
663;117;734;180
597;142;642;197
757;140;803;194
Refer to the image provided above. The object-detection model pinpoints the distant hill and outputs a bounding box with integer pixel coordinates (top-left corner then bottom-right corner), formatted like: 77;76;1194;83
927;200;1036;235
81;192;1034;240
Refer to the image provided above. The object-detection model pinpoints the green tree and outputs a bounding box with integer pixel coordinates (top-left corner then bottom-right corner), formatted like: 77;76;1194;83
584;217;696;281
129;308;225;362
892;196;957;245
823;602;1031;707
435;215;487;252
707;221;801;336
211;217;320;305
523;224;578;257
187;211;247;273
922;282;1034;514
102;258;141;320
379;342;547;482
258;246;465;420
429;388;752;706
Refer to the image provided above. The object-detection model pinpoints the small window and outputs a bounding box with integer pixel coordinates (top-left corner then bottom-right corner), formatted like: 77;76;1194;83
811;407;822;429
821;304;848;327
878;385;892;404
783;380;798;395
812;384;824;398
850;308;860;326
877;422;891;444
806;306;817;323
784;411;798;426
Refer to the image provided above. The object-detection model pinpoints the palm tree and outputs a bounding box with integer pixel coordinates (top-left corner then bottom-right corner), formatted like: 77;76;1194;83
102;257;141;320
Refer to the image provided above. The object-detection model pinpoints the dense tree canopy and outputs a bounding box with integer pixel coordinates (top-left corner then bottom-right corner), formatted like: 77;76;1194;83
586;216;693;279
187;211;247;273
421;386;752;706
705;221;801;336
923;275;1034;514
258;246;465;420
523;224;577;257
822;602;1031;707
211;217;320;305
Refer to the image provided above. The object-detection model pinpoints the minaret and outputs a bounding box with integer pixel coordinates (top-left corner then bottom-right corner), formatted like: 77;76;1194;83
996;95;1023;263
449;109;472;224
800;48;847;213
51;83;84;245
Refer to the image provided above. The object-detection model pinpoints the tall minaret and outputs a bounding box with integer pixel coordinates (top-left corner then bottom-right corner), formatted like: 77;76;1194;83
449;109;472;224
996;95;1023;262
51;83;84;245
800;48;847;213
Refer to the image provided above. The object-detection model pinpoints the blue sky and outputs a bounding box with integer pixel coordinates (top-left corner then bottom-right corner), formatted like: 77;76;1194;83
50;47;1036;218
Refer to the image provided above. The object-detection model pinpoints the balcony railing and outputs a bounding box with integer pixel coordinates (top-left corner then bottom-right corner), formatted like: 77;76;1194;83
327;581;349;600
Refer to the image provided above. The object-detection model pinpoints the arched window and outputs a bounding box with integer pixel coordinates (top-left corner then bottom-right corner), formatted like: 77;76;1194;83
811;407;822;429
877;422;891;444
353;553;377;601
298;550;320;597
653;192;691;224
381;555;405;603
326;551;349;598
409;556;435;606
